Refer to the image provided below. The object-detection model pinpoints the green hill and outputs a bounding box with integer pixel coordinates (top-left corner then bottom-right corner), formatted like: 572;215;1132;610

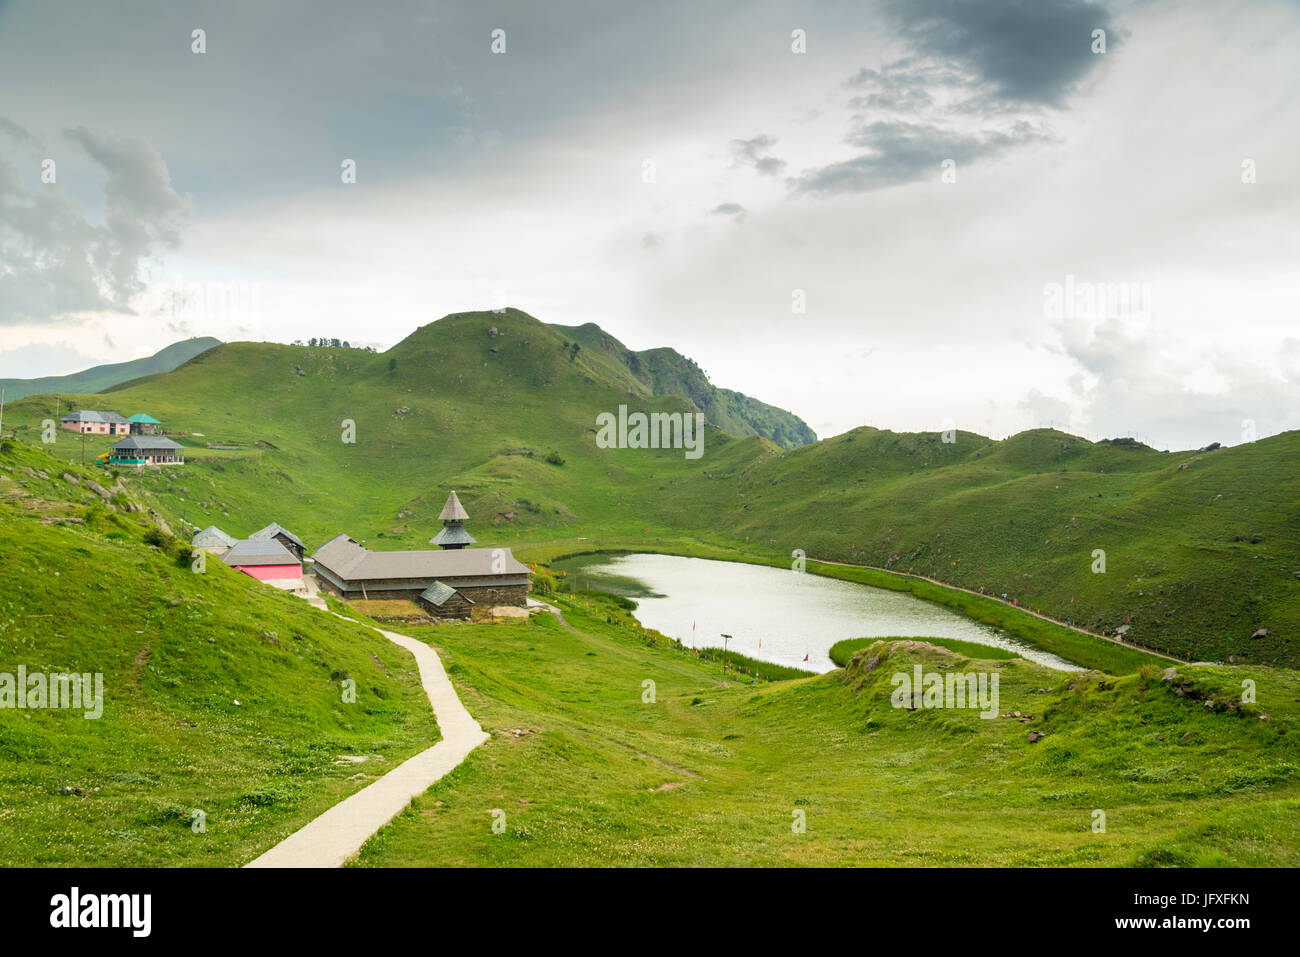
0;337;222;402
551;321;816;448
0;439;435;865
1;308;1295;667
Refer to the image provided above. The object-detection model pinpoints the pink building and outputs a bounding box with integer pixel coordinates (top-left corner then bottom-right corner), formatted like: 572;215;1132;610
60;410;131;435
220;538;303;591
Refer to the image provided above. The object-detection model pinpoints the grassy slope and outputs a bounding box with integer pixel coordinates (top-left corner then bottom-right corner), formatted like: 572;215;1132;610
829;635;1017;666
0;441;436;866
0;336;222;401
2;308;1295;667
355;594;1300;866
552;321;817;448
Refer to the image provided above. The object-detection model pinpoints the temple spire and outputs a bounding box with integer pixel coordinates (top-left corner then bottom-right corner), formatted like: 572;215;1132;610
430;489;476;549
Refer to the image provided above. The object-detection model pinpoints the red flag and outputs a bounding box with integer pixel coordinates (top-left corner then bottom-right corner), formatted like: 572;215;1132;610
803;653;809;662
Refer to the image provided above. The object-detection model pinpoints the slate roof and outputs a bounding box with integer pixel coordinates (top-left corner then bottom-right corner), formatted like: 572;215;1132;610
221;538;300;567
110;436;185;450
430;525;476;547
418;581;472;607
250;522;306;550
62;409;129;424
438;490;470;521
192;525;236;547
312;534;529;582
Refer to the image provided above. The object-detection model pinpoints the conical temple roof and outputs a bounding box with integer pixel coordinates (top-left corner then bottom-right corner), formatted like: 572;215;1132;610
438;489;469;521
430;525;477;547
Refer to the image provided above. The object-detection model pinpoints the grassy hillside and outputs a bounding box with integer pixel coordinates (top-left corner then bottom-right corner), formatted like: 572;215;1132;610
0;440;436;866
0;336;221;401
353;594;1300;866
2;308;1295;667
552;321;816;448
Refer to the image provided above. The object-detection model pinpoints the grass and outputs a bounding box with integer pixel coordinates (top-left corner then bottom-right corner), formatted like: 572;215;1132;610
692;647;817;682
3;432;1298;867
829;635;1018;667
0;440;436;866
352;591;1300;866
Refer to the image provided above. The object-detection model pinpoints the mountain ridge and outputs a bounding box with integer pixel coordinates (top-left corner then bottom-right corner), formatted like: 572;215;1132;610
0;337;223;402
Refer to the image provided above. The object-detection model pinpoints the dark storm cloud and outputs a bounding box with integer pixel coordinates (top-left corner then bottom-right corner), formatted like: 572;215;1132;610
784;0;1116;197
882;0;1119;107
0;122;192;325
791;118;1050;195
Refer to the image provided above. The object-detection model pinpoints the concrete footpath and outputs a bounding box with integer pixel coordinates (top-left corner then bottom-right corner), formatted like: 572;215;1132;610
245;624;489;868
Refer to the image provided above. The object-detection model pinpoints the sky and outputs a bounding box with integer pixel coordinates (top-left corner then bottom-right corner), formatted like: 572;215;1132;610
0;0;1297;450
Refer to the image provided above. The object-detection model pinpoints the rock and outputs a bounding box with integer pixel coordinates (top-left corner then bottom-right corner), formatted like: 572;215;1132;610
1251;628;1268;639
58;786;84;796
1027;731;1045;743
1162;667;1177;682
1180;731;1192;741
61;472;79;485
86;479;111;499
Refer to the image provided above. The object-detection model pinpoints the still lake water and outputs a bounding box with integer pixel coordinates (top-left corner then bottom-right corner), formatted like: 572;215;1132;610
554;553;1082;673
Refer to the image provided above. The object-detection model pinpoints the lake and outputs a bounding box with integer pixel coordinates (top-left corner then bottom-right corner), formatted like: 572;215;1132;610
552;553;1082;673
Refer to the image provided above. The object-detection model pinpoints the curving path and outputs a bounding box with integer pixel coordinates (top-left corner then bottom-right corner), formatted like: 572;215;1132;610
245;621;489;868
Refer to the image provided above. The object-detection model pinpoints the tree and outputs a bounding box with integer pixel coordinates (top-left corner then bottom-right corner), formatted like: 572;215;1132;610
388;358;397;375
308;337;318;347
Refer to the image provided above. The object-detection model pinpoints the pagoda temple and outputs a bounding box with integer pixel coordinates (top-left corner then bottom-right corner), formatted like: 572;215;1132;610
430;489;476;549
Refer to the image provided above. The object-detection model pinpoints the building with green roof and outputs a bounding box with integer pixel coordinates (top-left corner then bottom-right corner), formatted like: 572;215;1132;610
126;413;162;435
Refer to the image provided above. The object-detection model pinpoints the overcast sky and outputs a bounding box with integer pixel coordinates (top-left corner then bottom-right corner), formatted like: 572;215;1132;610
1;0;1297;450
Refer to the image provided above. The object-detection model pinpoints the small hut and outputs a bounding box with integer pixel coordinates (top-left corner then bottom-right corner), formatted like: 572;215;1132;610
127;413;162;435
416;581;475;620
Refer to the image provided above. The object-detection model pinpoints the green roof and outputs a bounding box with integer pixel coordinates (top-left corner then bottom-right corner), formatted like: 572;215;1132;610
127;413;161;423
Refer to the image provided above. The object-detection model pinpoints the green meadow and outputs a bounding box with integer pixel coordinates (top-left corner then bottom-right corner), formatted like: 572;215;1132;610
354;592;1300;867
1;308;1297;867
